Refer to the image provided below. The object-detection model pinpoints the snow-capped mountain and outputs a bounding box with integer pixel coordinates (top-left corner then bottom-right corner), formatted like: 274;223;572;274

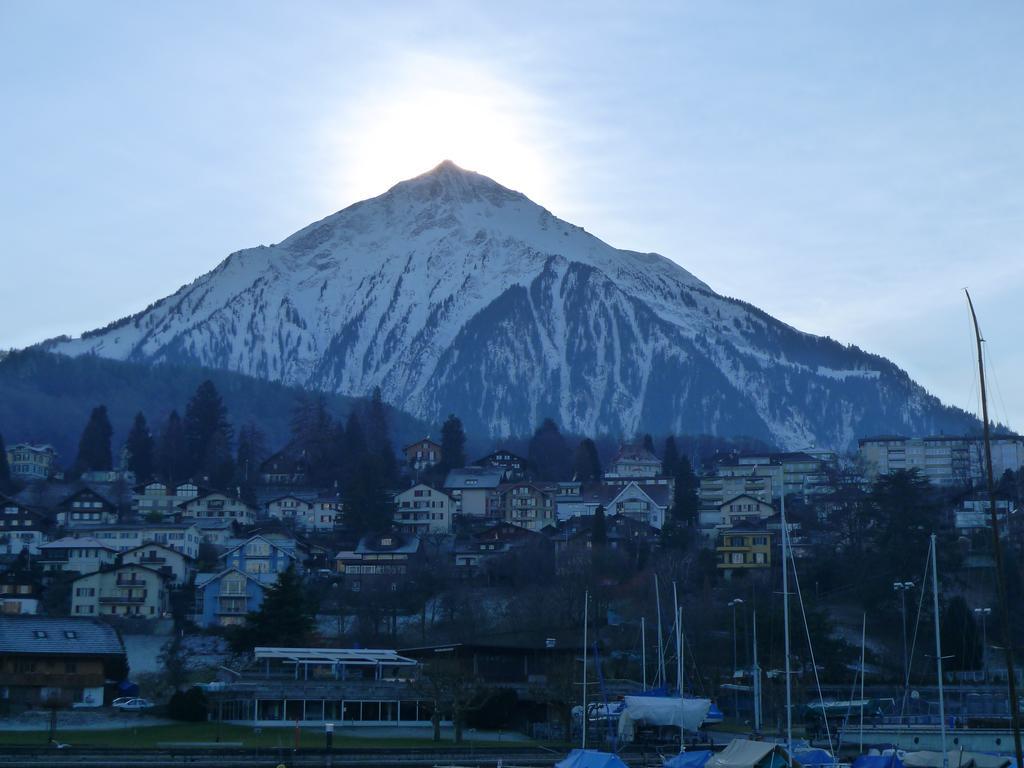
44;161;975;449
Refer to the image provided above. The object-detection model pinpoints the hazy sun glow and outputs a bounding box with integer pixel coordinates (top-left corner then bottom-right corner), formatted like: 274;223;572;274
324;56;557;207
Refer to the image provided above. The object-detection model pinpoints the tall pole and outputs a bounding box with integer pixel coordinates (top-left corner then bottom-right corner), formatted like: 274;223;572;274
967;289;1023;768
641;617;648;691
678;605;685;754
931;535;948;768
781;492;793;756
655;575;666;687
753;609;762;733
582;590;589;750
673;582;680;692
859;612;866;752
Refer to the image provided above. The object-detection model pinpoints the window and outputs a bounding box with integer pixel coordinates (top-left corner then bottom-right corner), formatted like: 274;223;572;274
33;630;47;639
65;630;77;639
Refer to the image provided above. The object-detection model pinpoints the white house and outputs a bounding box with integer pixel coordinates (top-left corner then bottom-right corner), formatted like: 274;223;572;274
38;537;118;576
178;492;256;526
394;484;453;534
70;523;202;559
120;542;195;586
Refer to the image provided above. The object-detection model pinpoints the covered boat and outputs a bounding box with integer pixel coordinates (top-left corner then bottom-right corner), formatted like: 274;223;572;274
555;749;631;768
706;739;791;768
902;752;1011;768
617;695;711;741
665;750;714;768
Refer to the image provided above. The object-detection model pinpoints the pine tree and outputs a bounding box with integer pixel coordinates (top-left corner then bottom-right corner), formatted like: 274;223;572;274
158;410;189;484
124;412;155;482
235;423;267;485
340;411;367;489
0;432;12;494
183;380;233;480
528;418;570;481
572;438;602;482
362;389;398;487
661;436;679;477
291;394;337;486
74;405;113;474
204;430;235;490
642;433;656;455
239;564;315;650
343;454;393;534
672;456;700;526
439;414;467;472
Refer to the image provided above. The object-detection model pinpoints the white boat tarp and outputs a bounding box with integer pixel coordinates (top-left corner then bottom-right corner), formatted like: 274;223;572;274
707;739;791;768
555;749;631;768
617;695;711;741
902;753;1011;768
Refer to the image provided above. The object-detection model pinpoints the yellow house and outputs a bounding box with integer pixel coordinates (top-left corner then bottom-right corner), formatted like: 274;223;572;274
716;519;775;574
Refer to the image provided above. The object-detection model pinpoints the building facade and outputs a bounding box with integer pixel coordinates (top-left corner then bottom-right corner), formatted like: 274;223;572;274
5;444;57;482
71;564;169;618
394;484;452;534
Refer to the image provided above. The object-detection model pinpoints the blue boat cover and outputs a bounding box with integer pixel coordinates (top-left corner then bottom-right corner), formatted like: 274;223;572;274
795;749;835;767
852;755;904;768
555;749;631;768
665;750;715;768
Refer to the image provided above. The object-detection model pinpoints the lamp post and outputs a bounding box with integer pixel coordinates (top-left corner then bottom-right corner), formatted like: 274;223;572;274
893;581;914;687
729;598;744;721
974;607;991;682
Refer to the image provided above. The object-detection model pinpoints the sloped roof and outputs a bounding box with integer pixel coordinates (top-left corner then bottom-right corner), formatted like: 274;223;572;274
40;536;116;551
444;466;505;489
0;616;124;656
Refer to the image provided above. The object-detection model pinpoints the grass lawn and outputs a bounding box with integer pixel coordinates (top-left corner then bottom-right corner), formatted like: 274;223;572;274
0;722;536;749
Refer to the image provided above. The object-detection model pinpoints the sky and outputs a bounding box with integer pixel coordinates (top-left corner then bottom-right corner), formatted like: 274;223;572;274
1;1;1022;429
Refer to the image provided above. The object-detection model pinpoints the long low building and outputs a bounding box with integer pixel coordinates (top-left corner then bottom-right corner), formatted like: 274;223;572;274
205;647;438;726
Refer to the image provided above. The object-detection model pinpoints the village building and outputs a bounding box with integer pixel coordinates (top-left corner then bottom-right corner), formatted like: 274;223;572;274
193;569;267;628
335;533;423;592
474;449;529;480
490;482;558;531
132;481;202;518
4;443;57;482
220;534;304;577
0;567;42;615
0;616;126;710
443;466;505;517
716;517;777;575
452;522;546;577
178;491;256;527
70;563;170;618
394;484;453;535
38;537;118;576
119;541;195;586
56;487;120;528
204;647;428;726
403;438;442;472
69;522;202;559
859;434;1024;486
258;449;309;486
0;494;49;555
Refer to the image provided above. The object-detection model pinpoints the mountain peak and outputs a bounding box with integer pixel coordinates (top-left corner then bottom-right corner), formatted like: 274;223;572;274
387;160;521;206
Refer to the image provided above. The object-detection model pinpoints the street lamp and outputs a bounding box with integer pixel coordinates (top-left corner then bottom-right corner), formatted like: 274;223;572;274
974;607;991;681
729;598;744;721
893;582;914;687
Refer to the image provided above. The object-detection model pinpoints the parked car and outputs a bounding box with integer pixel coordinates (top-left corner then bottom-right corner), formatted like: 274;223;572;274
112;697;154;710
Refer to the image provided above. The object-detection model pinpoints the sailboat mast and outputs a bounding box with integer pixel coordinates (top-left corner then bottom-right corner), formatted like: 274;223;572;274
673;582;680;692
582;589;589;750
930;534;948;768
678;605;685;753
641;617;647;691
966;289;1023;767
655;574;666;686
859;613;866;752
781;492;793;755
753;609;762;733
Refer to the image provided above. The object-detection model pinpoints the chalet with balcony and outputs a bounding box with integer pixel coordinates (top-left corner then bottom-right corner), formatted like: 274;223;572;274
70;563;169;618
194;568;267;627
119;542;194;586
394;484;452;535
69;522;202;559
220;534;304;579
132;481;202;519
474;449;529;480
403;438;442;472
335;533;422;592
0;616;126;711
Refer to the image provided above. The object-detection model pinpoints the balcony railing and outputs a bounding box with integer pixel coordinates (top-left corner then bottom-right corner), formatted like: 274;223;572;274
115;578;148;587
99;595;145;604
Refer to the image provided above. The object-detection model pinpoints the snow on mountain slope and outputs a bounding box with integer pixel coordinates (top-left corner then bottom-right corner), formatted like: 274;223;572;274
44;161;976;449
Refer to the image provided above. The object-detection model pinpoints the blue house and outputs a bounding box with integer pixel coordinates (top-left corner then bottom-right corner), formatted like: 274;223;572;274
219;534;304;577
193;568;267;628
